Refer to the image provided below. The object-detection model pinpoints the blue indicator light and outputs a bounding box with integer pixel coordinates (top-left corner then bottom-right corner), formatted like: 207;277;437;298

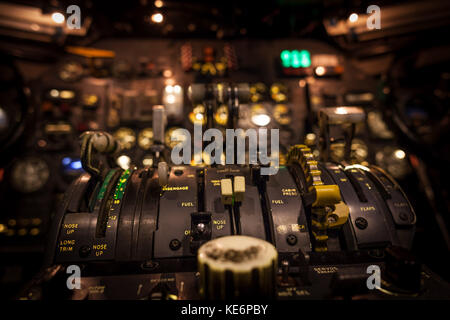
62;157;71;166
70;161;82;170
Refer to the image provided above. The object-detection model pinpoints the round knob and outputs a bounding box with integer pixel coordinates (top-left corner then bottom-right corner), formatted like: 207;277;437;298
197;235;278;299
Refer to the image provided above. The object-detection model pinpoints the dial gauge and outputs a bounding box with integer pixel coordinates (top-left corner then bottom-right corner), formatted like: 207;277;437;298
165;127;188;149
270;83;288;103
351;139;369;163
249;82;267;103
328;139;369;164
59;61;84;82
114;127;136;150
214;105;228;126
82;94;99;109
10;157;50;193
376;146;410;179
189;105;207;125
138;128;154;150
273;104;292;126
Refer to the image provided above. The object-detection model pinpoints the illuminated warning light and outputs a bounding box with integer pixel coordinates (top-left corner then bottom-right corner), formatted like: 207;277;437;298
313;65;344;78
315;66;326;76
394;149;406;160
151;13;164;23
70;161;82;170
62;157;84;174
51;12;65;24
62;157;71;166
280;50;311;68
349;13;359;23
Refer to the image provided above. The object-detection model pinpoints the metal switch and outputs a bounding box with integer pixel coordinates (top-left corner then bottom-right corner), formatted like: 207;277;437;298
158;161;169;187
220;178;233;205
234;176;245;202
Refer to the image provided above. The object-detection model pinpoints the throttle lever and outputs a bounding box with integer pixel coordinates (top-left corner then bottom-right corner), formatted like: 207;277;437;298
318;106;365;162
79;131;121;179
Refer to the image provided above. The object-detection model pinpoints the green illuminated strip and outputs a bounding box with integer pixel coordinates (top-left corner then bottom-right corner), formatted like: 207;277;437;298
97;169;119;201
280;49;311;68
113;169;131;200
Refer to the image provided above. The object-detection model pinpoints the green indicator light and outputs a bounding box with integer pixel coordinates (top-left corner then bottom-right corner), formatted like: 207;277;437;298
299;50;311;68
280;50;291;68
291;50;301;68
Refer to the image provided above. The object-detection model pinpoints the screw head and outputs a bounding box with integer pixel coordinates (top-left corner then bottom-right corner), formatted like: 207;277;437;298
141;261;159;271
169;239;181;250
286;234;298;246
399;212;409;222
327;214;338;224
79;245;91;258
355;217;368;230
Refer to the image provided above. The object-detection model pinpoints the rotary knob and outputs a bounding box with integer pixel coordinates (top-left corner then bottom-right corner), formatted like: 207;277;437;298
197;235;278;299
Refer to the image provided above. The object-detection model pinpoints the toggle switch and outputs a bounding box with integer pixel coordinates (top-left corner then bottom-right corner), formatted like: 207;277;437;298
233;176;245;202
152;105;166;145
220;178;233;205
158;161;169;187
190;212;212;253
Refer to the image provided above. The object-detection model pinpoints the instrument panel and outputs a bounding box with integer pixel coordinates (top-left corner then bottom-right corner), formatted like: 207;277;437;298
0;37;447;301
17;38;380;169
